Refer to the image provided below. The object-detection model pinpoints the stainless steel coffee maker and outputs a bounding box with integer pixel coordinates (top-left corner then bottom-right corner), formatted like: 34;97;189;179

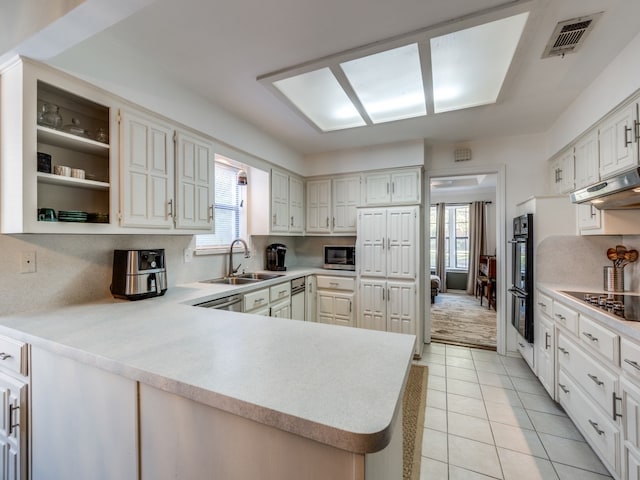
266;243;287;271
111;249;168;300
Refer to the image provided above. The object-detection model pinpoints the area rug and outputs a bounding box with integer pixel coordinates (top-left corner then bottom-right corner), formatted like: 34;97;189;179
431;290;497;350
403;364;428;480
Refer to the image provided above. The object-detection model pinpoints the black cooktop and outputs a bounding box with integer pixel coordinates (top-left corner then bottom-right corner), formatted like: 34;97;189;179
561;291;640;321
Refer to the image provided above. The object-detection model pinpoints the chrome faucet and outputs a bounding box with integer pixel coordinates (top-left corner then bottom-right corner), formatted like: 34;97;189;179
228;238;250;277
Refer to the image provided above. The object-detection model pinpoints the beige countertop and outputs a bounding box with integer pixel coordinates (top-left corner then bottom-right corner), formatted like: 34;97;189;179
0;267;414;454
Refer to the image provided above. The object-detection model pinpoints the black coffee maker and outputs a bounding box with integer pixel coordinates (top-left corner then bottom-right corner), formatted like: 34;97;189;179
266;243;287;271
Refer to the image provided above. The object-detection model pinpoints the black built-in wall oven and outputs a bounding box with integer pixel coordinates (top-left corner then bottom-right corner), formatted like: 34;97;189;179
509;214;534;343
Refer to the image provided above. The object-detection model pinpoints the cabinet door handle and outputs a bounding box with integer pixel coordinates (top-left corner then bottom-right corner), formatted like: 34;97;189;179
332;217;335;228
392;182;395;194
625;125;633;147
349;300;352;313
208;204;214;221
382;288;385;301
587;373;604;386
558;383;570;394
290;216;294;226
386;183;389;194
326;217;329;228
8;404;19;436
168;199;174;218
545;332;550;350
0;353;12;360
273;214;277;226
624;358;640;371
582;332;599;342
557;346;569;355
588;419;605;436
635;120;640;142
613;392;623;421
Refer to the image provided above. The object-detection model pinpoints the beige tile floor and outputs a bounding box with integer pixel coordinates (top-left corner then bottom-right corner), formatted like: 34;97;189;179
413;342;613;480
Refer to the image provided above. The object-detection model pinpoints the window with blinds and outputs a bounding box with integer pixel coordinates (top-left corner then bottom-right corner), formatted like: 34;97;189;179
195;161;244;249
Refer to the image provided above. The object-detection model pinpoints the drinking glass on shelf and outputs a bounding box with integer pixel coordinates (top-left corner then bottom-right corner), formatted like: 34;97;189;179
38;103;63;129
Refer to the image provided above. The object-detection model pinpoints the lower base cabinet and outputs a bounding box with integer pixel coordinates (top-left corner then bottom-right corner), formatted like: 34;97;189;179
0;373;26;480
316;276;356;328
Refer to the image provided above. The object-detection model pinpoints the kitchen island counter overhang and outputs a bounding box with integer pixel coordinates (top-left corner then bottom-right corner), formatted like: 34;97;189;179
0;287;415;455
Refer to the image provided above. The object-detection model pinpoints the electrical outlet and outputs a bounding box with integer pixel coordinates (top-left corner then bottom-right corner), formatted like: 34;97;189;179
183;248;193;263
21;251;36;273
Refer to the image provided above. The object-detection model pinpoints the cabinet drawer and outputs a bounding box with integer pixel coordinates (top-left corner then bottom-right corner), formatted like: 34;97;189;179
621;338;640;378
0;336;28;377
316;276;355;291
516;335;534;371
579;315;619;365
552;301;578;335
557;369;621;476
269;282;291;303
243;288;270;312
536;291;553;318
558;334;618;415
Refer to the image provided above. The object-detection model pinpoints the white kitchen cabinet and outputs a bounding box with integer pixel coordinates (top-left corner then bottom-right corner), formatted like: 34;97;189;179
332;175;360;233
271;300;291;319
0;57;118;234
120;108;175;229
363;168;421;206
358;206;418;280
174;129;214;230
536;309;555;398
357;205;422;356
306;179;331;233
0;334;28;480
271;169;290;232
574;129;600;189
549;147;575;194
306;276;317;322
317;276;356;328
599;100;639;179
577;206;640;236
289;176;304;233
577;203;602;231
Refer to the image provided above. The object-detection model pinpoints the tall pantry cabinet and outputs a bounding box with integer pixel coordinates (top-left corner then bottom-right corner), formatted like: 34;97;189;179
357;205;423;357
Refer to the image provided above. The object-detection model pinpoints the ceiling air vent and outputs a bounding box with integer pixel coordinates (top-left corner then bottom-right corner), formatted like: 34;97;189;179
541;12;602;59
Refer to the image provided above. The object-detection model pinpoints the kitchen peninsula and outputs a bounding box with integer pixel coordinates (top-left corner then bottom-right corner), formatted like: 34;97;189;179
0;283;415;480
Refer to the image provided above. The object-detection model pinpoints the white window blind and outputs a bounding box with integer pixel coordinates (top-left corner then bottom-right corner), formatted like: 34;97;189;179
196;162;243;249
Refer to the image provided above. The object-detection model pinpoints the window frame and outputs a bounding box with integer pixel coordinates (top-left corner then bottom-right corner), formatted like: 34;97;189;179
195;157;248;255
430;203;470;272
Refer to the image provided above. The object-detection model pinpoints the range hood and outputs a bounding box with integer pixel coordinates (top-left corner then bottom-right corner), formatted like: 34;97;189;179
570;167;640;209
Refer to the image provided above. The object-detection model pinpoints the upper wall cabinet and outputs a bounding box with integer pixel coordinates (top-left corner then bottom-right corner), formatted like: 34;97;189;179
363;167;421;206
574;129;599;190
306;174;361;235
0;57;118;234
599;100;639;179
119;108;214;232
549;147;575;194
250;168;304;236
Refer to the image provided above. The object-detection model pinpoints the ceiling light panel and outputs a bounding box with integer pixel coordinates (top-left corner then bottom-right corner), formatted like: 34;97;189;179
431;12;529;113
341;44;426;124
273;68;365;132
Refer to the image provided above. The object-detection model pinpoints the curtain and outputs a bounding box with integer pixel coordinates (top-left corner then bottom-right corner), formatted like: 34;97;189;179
435;203;447;293
466;201;487;294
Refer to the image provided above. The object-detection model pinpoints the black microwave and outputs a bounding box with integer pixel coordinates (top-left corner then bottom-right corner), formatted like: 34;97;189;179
323;245;356;270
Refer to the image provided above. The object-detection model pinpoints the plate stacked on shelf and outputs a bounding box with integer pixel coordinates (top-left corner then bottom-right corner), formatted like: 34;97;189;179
87;212;109;224
58;210;88;222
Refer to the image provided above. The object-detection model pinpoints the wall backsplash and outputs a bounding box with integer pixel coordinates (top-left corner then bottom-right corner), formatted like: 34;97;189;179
0;233;357;317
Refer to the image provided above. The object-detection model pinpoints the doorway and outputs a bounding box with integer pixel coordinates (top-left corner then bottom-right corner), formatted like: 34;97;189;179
425;165;507;354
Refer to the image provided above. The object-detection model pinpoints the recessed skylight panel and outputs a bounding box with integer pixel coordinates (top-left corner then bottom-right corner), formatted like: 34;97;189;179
341;44;426;124
431;12;529;113
273;68;365;131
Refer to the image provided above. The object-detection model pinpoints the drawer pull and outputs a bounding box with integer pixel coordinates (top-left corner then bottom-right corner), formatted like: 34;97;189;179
254;298;265;305
582;332;599;342
8;404;19;435
588;419;605;436
278;290;287;296
558;347;569;355
613;393;623;421
555;313;566;322
329;282;339;287
518;342;525;348
0;353;12;360
624;358;640;371
537;302;547;308
558;383;570;394
587;373;604;386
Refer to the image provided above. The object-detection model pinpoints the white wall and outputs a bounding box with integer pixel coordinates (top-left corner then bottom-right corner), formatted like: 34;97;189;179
303;139;424;177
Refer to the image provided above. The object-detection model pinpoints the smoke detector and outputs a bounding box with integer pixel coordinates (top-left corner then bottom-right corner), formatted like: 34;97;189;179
541;12;602;59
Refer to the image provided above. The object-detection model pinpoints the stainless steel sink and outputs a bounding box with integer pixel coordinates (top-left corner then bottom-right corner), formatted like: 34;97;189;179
200;277;261;285
237;272;286;280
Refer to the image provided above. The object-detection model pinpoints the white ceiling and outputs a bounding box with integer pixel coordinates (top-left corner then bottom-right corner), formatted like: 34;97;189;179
10;0;640;156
